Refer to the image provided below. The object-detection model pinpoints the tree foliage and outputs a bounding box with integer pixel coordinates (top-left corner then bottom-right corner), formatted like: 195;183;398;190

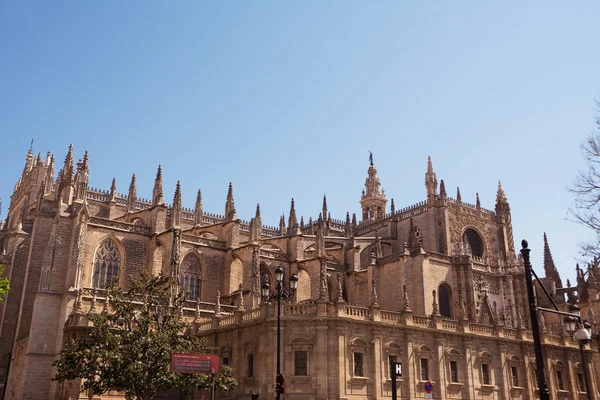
52;271;237;400
0;264;9;301
569;98;600;257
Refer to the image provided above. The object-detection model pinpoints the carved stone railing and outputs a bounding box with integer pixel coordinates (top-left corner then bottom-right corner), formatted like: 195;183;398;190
469;323;495;335
243;308;262;322
181;234;227;249
88;217;153;235
344;305;371;319
286;302;317;316
440;318;460;330
380;310;401;324
411;314;431;328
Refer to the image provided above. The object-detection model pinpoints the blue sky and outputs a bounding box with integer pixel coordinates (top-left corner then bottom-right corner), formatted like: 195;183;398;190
1;2;599;284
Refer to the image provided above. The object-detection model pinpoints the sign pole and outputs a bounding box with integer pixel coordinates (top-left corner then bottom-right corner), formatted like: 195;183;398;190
211;374;215;400
390;360;397;400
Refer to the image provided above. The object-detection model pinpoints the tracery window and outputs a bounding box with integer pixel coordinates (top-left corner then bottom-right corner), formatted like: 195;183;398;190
180;254;202;301
93;239;121;288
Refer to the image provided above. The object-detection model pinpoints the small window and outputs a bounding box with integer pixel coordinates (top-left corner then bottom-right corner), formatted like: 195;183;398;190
247;354;254;377
463;228;484;257
482;363;490;385
511;366;519;387
450;360;459;383
295;351;308;376
556;370;564;390
578;373;586;392
354;353;364;377
420;358;429;381
223;357;229;366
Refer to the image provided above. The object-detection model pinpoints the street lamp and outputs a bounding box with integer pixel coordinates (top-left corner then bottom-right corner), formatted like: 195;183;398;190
521;240;593;400
261;267;298;400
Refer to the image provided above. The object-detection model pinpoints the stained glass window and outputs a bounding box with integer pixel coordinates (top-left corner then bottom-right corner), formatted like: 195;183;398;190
93;239;121;288
180;254;202;301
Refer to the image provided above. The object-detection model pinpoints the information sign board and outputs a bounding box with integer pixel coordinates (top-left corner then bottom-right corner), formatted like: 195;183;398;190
171;353;221;374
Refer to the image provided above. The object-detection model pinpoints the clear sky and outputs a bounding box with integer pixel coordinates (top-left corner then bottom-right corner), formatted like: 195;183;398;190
1;2;599;284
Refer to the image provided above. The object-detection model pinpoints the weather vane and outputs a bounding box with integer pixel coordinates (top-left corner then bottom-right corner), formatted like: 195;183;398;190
369;151;373;166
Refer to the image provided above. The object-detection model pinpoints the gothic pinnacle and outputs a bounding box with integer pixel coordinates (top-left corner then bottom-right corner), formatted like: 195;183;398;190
288;198;298;230
322;194;328;220
543;233;562;287
255;203;261;219
439;179;447;198
152;165;164;206
427;156;434;174
127;174;137;212
63;144;75;185
173;181;182;206
110;178;117;202
496;180;508;204
225;182;236;220
82;150;89;170
390;198;395;214
456;187;462;203
194;189;203;225
475;193;481;209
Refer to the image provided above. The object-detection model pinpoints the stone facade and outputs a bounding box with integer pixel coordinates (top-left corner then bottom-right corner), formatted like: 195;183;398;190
0;146;599;400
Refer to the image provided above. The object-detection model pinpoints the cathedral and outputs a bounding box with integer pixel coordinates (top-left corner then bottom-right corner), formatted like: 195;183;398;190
0;145;599;400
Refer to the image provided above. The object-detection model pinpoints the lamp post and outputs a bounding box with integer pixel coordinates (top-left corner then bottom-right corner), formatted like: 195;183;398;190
261;267;298;400
521;240;593;400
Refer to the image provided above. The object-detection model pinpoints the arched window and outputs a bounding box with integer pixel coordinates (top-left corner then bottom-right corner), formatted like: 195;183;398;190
463;229;484;257
93;239;121;288
438;284;452;318
180;254;202;301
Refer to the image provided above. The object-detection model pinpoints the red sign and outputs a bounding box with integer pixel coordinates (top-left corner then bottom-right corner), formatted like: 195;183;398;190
171;353;221;374
424;381;434;393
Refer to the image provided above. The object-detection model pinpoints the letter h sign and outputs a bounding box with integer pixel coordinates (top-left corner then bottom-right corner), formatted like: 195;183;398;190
390;360;402;400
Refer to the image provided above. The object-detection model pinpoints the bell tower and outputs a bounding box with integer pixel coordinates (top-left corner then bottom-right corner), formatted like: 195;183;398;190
360;152;387;220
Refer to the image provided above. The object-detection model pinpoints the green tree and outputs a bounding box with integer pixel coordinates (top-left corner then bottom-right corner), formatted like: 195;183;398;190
52;271;237;400
569;98;600;257
0;264;9;301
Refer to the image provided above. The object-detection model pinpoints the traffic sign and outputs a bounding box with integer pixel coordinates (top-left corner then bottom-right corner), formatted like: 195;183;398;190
424;381;434;393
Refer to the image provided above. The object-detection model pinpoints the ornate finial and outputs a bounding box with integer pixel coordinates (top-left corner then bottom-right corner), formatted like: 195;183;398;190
73;288;82;313
279;214;286;236
371;278;379;306
255;203;261;219
475;193;481;210
369;151;374;166
456;187;462;203
62;144;75;185
337;273;344;303
89;288;98;313
215;290;222;317
322;194;328;221
432;290;440;316
238;283;244;310
171;181;182;227
402;285;411;312
103;287;110;313
390;198;395;214
425;156;437;199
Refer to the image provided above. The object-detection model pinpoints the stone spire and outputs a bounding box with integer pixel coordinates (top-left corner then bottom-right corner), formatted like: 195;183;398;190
322;195;328;222
456;187;462;203
543;233;563;288
254;203;262;232
495;180;511;216
127;174;137;212
288;198;299;235
300;216;305;230
390;198;395;214
152;165;165;206
360;153;387;220
439;179;447;199
171;181;182;227
193;189;203;225
109;178;117;202
74;151;89;202
351;213;357;230
279;214;286;236
406;218;422;254
224;182;237;221
425;156;438;201
475;193;481;210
